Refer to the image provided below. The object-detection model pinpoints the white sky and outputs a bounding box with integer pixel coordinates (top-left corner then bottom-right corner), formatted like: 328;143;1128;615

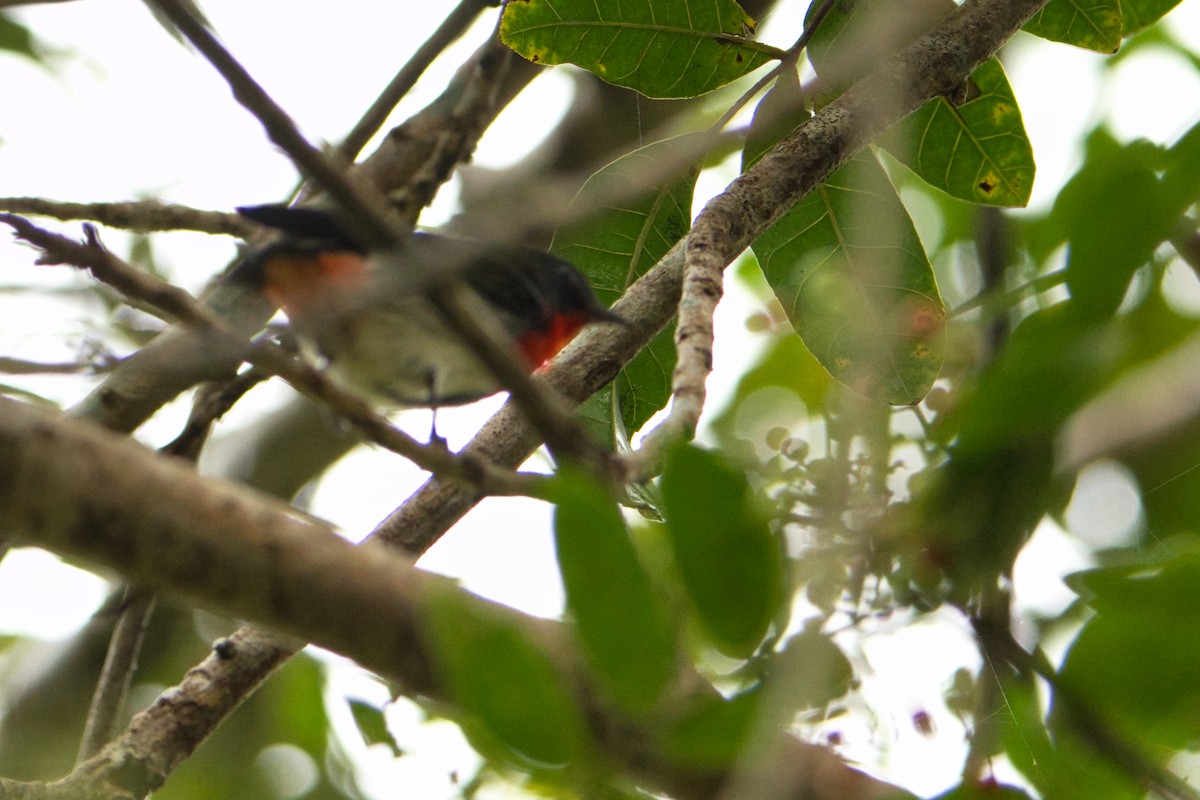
1;1;1200;796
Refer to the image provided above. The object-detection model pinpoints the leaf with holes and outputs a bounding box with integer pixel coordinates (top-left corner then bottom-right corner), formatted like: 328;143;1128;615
880;59;1035;207
554;135;699;446
499;0;781;99
751;151;945;406
1024;0;1122;52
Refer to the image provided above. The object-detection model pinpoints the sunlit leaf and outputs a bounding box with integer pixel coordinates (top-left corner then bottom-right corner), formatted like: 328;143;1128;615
1023;0;1123;52
751;151;945;405
499;0;781;99
660;444;783;656
881;59;1035;207
1119;0;1184;36
554;135;698;446
0;14;39;62
551;469;677;713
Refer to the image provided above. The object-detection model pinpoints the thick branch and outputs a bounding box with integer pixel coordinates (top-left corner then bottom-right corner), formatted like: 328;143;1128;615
0;396;904;800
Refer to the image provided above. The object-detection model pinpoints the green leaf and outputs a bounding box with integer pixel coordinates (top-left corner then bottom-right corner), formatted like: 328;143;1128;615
0;14;39;61
499;0;781;99
551;469;677;713
660;688;762;766
1119;0;1184;36
1023;0;1123;53
880;59;1035;207
1052;131;1175;320
425;587;588;767
660;444;783;656
554;135;699;446
349;700;398;755
1058;544;1200;752
750;151;945;406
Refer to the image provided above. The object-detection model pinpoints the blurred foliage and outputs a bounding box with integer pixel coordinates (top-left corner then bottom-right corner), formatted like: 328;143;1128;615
4;1;1200;799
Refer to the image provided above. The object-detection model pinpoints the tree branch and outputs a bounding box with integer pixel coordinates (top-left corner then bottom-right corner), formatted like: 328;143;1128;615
623;0;1051;479
0;396;905;800
0;197;251;236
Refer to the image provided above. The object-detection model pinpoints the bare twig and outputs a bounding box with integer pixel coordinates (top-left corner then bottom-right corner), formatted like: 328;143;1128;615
163;366;272;460
0;355;118;375
0;197;252;236
76;587;157;762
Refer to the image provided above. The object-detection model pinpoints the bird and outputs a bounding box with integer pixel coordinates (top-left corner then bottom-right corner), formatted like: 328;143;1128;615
232;203;623;412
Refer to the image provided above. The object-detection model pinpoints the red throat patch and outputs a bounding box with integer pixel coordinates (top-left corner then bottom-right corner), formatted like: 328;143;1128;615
516;311;591;369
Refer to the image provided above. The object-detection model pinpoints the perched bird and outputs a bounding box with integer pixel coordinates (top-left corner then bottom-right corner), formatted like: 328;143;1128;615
232;203;622;410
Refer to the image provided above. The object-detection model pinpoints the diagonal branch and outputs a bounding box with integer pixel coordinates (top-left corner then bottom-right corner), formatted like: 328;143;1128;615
623;0;1051;480
0;395;906;800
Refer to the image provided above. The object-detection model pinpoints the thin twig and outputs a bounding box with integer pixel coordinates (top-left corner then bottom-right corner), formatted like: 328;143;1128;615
338;0;497;161
0;355;118;375
0;197;252;236
164;365;272;460
76;587;157;762
710;0;839;132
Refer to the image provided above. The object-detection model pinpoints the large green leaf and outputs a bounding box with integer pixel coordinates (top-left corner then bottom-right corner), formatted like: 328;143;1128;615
660;444;783;657
553;136;698;446
0;14;39;62
1060;543;1200;752
1023;0;1123;53
425;587;588;767
1119;0;1184;36
551;469;677;713
750;151;945;406
499;0;781;99
1050;131;1176;320
881;59;1035;207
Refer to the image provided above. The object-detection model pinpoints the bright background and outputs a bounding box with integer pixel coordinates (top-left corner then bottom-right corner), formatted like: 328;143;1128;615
1;1;1199;797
